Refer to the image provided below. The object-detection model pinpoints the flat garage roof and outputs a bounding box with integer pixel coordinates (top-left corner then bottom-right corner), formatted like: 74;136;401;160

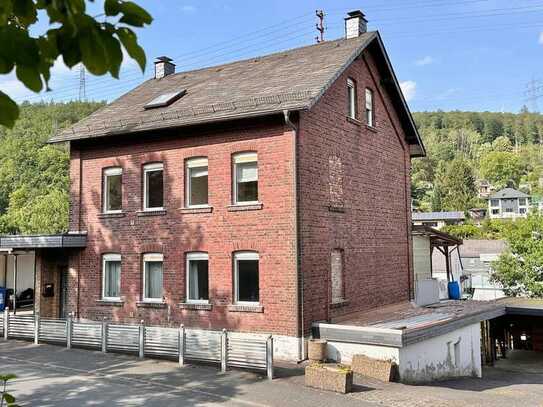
0;233;87;250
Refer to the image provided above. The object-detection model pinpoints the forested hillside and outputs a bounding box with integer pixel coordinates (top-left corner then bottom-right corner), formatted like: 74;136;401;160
412;109;543;212
0;102;104;234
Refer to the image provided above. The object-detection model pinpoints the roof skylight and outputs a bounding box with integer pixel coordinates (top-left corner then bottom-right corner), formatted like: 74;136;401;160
144;89;186;109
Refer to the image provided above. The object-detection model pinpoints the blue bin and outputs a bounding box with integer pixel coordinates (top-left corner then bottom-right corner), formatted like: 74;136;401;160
0;287;5;312
448;281;461;300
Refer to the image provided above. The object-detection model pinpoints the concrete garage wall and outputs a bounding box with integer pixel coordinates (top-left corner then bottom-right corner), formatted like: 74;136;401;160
326;341;399;364
399;323;482;383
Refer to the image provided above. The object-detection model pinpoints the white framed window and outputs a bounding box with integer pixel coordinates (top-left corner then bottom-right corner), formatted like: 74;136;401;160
519;207;527;214
186;158;209;207
102;253;121;300
103;167;122;213
234;251;259;305
143;253;163;302
233;153;258;204
365;88;374;127
491;209;499;215
490;199;499;207
347;78;357;119
186;252;209;303
519;198;527;206
143;163;164;211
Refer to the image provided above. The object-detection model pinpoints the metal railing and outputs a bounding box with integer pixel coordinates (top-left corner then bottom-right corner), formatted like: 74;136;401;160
2;309;273;379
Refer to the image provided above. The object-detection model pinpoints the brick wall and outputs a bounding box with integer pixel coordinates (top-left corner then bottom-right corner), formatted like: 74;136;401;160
298;48;413;334
67;118;299;337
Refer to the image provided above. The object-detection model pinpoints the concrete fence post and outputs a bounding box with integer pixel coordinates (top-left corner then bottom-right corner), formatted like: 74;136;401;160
34;312;40;345
221;329;228;373
266;335;274;380
178;324;185;367
138;320;145;359
3;307;9;340
66;314;72;349
102;320;108;353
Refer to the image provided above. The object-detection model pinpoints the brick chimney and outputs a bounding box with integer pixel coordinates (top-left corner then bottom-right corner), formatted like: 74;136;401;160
345;10;367;39
154;56;175;79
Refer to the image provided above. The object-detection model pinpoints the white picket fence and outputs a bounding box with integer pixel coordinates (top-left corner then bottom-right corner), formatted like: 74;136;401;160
1;310;273;379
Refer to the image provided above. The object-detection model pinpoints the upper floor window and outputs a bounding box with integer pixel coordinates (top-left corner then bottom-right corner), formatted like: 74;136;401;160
143;163;164;211
347;78;357;119
519;198;527;206
102;253;121;300
186;158;209;207
186;252;209;303
365;88;374;127
490;199;499;207
103;167;122;213
234;251;259;305
233;153;258;204
143;253;163;302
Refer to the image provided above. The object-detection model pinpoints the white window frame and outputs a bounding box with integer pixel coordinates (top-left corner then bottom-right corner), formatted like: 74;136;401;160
234;251;260;306
347;78;357;119
185;157;209;208
143;162;164;211
233;152;259;205
102;253;121;301
142;253;164;303
103;167;122;214
186;252;209;304
365;88;374;127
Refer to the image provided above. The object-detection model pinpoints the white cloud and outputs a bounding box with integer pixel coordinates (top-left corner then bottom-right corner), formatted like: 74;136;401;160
180;5;196;13
400;81;417;102
415;56;434;66
539;32;543;45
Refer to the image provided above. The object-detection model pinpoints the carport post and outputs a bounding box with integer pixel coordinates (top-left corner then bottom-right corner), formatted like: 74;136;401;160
178;324;185;367
3;307;8;340
34;312;40;345
138;320;144;359
12;254;17;315
102;319;108;353
266;335;274;380
221;329;227;372
66;314;72;349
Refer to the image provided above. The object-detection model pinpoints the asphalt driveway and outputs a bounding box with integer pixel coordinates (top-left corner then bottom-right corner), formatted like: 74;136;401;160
2;340;543;406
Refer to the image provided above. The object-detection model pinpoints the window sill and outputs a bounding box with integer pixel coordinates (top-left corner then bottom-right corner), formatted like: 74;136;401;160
227;203;263;212
180;206;213;214
346;116;362;126
330;300;350;309
96;299;124;307
178;302;213;311
136;301;167;309
328;205;345;213
137;209;167;217
227;304;264;313
98;212;126;219
366;125;378;133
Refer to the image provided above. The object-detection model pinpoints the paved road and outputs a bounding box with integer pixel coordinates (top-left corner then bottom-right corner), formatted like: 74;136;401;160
1;340;543;406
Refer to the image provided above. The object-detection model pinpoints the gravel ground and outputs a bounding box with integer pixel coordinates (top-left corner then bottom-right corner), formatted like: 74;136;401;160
1;340;543;406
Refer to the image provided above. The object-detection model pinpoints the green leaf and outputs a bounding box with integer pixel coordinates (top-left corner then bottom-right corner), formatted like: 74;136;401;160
116;27;146;71
2;393;15;403
79;26;108;76
100;33;123;79
16;65;43;92
0;56;14;74
0;92;20;128
104;0;121;16
12;0;37;26
118;2;153;27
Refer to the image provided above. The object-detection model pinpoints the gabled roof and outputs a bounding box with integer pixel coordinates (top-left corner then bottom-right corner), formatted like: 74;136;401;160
411;211;465;221
49;32;424;156
489;188;530;199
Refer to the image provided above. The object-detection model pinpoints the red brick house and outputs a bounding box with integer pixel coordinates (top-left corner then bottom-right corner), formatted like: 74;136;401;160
43;10;425;360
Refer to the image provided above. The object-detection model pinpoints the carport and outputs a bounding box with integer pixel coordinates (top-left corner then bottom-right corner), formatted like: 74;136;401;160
0;234;86;317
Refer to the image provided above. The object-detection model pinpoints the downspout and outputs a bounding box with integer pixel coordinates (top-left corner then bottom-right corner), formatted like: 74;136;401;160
283;109;305;362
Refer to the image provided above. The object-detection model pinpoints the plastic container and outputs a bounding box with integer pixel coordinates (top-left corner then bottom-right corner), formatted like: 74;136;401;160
0;287;5;312
448;281;461;300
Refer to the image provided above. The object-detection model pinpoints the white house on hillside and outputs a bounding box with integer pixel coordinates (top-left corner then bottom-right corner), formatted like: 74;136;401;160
488;188;530;219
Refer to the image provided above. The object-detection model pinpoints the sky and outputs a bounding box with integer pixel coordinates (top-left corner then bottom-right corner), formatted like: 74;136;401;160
2;0;543;113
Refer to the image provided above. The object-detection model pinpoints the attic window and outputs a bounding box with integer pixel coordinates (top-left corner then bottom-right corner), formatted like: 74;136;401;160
144;90;186;109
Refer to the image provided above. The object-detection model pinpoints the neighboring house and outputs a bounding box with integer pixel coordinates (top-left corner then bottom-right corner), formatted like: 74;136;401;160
460;240;507;301
488;188;530;219
411;211;465;229
477;180;494;198
13;10;425;361
468;208;487;223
